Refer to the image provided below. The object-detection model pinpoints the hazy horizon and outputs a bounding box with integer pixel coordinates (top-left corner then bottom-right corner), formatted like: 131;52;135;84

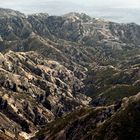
1;0;140;24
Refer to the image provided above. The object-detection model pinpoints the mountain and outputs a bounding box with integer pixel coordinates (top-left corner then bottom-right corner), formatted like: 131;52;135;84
0;8;140;139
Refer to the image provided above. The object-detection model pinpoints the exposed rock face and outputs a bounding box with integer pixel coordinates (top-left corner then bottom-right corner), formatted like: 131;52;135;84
0;51;90;139
1;8;140;140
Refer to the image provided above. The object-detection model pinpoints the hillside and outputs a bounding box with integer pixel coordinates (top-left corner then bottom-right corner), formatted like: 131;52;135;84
0;8;140;139
33;92;140;140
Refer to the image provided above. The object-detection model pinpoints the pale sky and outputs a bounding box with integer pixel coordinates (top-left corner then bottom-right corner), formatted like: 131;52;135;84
1;0;140;12
1;0;140;24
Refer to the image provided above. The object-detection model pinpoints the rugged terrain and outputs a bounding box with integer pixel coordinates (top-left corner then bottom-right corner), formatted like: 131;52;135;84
33;92;140;140
1;8;140;139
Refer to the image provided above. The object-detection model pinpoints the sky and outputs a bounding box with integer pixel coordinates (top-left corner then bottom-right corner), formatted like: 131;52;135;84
1;0;140;24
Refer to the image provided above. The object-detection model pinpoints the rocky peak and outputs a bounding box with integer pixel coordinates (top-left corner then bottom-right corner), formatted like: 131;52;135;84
0;8;25;18
28;13;49;19
63;12;92;22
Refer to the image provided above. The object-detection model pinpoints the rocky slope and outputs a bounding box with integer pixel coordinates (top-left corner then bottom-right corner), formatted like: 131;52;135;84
33;92;140;140
0;50;91;139
84;55;140;106
1;8;140;139
1;8;140;65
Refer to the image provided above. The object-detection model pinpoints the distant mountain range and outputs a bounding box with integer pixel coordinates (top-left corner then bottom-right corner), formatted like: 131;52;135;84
1;8;140;140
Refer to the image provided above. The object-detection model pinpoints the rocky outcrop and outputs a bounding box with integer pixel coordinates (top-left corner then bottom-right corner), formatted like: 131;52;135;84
0;51;90;139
